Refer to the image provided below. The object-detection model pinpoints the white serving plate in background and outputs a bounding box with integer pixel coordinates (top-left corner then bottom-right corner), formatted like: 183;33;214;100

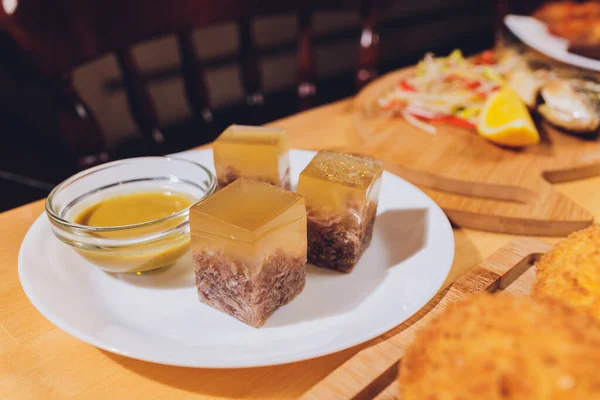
505;15;600;72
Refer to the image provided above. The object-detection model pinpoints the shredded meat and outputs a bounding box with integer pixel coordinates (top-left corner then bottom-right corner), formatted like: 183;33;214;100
307;202;377;273
217;166;291;190
193;250;306;327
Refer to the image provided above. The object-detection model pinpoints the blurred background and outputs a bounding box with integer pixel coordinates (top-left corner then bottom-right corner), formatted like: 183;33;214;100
0;0;545;211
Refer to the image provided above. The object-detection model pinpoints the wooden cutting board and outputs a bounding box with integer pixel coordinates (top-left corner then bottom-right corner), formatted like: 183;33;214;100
353;69;600;236
300;237;553;400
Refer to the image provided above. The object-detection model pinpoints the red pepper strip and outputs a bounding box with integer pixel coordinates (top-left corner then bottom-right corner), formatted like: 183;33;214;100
409;113;476;129
473;86;500;100
465;80;481;89
434;116;476;129
382;99;406;111
475;50;495;65
399;80;416;92
443;74;459;82
443;74;480;90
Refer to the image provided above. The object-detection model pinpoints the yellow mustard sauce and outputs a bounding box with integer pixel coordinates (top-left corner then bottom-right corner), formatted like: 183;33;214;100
75;191;194;226
74;191;195;273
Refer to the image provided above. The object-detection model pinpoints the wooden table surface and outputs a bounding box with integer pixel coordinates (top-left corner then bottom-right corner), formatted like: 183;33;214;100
2;99;600;400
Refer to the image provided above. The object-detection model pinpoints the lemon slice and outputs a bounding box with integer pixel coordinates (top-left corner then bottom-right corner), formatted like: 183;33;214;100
477;87;540;147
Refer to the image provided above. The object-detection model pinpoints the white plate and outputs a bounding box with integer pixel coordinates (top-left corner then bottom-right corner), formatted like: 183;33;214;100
19;149;454;368
505;15;600;72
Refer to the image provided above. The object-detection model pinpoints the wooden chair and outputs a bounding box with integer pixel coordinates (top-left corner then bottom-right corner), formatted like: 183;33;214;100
0;0;383;170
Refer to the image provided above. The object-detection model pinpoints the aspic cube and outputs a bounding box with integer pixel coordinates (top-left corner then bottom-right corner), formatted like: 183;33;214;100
190;179;307;328
297;151;383;273
213;125;291;189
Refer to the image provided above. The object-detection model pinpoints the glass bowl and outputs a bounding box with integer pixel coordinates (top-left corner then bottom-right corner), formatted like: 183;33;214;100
46;156;217;273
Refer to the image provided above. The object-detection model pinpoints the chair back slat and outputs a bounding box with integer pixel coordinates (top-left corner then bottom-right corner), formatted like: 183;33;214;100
237;18;264;107
115;49;165;145
55;74;110;168
177;30;213;124
296;9;317;110
356;0;380;89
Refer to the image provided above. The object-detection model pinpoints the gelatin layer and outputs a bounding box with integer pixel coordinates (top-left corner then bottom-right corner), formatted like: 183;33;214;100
213;125;290;188
298;151;383;272
190;179;306;277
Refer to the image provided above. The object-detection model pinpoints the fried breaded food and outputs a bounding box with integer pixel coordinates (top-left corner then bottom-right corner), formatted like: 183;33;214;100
534;1;600;58
534;2;576;23
546;16;600;47
547;17;598;42
534;1;600;24
400;293;600;400
533;224;600;320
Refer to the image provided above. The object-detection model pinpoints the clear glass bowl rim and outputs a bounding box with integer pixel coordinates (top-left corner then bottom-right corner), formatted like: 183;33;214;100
45;156;217;233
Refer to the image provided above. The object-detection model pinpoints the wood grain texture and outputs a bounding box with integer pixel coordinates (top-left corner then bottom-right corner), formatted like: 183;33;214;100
354;68;600;236
2;99;600;400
